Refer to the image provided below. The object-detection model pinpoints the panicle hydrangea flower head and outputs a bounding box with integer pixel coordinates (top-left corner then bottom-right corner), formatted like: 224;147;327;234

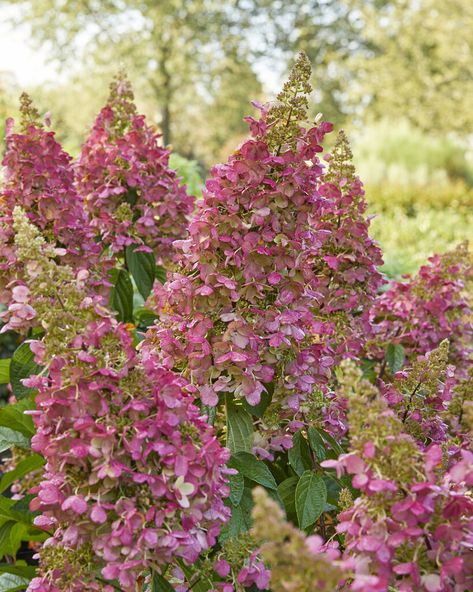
0;94;99;301
1;211;230;591
323;342;458;446
143;53;383;439
0;208;106;349
447;366;473;436
30;341;231;591
370;242;472;375
321;361;473;592
75;72;194;260
170;531;271;591
250;487;349;592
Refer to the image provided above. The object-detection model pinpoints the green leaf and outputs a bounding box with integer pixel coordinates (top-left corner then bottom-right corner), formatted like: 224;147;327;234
288;431;312;476
361;359;377;382
323;474;342;509
229;453;277;490
0;495;38;526
0;400;35;438
0;572;30;591
124;187;139;207
307;427;326;462
177;562;208;592
155;266;167;285
0;428;30;454
134;307;158;329
0;454;45;494
219;487;253;542
0;565;36;579
277;476;299;522
386;343;405;374
0;522;14;556
295;471;327;529
0;361;10;385
125;245;156;300
152;572;175;592
228;472;245;506
201;404;216;426
226;397;254;454
242;382;273;418
10;343;42;400
3;523;26;557
109;268;134;323
316;428;344;456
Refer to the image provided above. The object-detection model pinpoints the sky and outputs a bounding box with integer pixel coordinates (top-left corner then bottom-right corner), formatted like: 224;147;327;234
0;6;59;88
0;5;281;93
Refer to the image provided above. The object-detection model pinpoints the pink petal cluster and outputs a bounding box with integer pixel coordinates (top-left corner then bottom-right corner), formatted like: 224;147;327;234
143;106;383;423
28;316;230;591
326;446;473;592
0;116;99;295
75;77;194;259
370;244;472;374
0;284;36;333
320;364;473;592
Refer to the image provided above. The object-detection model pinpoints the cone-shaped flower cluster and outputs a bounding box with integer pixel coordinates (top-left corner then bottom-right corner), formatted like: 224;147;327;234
143;53;383;423
322;361;473;592
7;209;230;591
251;487;349;592
370;243;472;374
0;94;99;302
2;55;472;592
75;74;194;259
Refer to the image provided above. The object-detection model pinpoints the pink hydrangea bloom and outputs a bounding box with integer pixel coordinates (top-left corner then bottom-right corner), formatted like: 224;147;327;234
28;317;230;591
143;104;383;435
76;76;194;259
322;389;473;592
370;243;472;374
0;109;100;301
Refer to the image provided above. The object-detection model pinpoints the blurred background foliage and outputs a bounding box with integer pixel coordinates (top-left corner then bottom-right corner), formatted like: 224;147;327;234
0;0;472;277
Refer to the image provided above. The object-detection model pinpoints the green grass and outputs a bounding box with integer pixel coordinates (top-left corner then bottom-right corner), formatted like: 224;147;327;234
369;205;472;278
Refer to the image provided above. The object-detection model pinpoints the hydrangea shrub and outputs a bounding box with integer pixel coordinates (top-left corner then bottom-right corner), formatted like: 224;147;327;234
75;74;193;261
143;53;383;456
0;54;470;592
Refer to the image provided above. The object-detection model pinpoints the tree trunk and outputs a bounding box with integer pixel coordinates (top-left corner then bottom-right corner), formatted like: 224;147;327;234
159;43;173;146
161;101;171;146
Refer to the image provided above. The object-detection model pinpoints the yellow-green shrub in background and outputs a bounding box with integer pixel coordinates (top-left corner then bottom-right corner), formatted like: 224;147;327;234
365;181;472;278
366;182;473;214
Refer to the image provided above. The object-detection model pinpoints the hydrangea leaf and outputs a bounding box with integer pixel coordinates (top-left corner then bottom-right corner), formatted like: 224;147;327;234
226;397;254;453
386;343;406;374
109;268;134;323
228;472;245;506
125;244;156;300
277;476;299;522
308;427;327;462
0;572;32;592
229;453;277;490
0;565;36;579
10;343;42;400
219;487;254;542
0;454;45;494
0;428;30;453
295;471;327;529
0;360;11;385
288;431;313;476
152;572;175;592
0;400;35;438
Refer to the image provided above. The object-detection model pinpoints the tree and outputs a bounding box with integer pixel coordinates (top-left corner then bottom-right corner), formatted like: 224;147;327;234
346;0;473;136
259;0;362;126
0;70;19;145
4;0;263;147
